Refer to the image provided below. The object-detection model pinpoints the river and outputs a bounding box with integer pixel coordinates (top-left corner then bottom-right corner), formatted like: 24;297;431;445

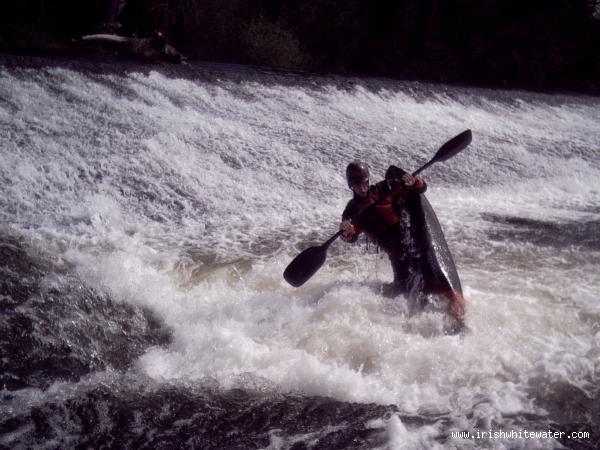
1;55;599;449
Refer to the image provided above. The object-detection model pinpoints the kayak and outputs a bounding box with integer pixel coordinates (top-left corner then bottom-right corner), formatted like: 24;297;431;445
407;193;463;303
283;130;472;298
385;165;463;307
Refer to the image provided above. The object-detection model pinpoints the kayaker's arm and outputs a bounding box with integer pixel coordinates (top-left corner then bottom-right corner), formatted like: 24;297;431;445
398;173;426;192
340;219;359;242
340;201;360;242
388;174;427;203
406;174;427;192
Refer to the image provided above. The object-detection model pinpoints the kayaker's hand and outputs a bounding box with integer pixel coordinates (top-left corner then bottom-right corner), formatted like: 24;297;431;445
340;220;356;241
402;173;415;186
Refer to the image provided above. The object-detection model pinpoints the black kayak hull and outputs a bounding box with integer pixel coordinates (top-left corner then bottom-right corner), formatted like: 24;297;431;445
384;165;463;304
407;193;463;300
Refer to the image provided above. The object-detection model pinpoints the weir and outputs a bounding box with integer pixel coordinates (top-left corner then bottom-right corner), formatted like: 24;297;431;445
1;55;599;449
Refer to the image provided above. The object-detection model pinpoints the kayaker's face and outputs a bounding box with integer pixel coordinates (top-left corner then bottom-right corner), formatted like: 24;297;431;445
352;179;369;198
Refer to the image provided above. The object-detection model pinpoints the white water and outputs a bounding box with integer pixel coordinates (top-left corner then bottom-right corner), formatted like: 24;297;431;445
1;61;599;449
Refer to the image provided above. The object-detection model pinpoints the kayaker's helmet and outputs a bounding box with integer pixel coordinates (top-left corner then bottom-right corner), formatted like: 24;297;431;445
346;161;369;188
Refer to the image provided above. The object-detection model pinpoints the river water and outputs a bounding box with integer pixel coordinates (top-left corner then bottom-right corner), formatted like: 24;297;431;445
1;55;599;449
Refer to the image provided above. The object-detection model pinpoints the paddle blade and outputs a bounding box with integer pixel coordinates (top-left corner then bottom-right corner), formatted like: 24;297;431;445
412;129;472;176
434;129;472;162
283;245;328;287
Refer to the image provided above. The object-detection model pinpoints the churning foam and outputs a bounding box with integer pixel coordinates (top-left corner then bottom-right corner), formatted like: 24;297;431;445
2;62;599;448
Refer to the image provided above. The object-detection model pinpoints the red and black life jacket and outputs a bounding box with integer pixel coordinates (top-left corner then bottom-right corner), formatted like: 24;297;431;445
342;176;426;242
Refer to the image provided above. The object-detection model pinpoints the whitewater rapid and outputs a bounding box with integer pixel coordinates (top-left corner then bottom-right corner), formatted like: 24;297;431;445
1;56;599;449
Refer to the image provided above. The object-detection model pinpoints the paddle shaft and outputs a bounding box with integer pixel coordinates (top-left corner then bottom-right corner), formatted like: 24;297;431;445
283;129;472;287
322;230;343;249
329;129;472;245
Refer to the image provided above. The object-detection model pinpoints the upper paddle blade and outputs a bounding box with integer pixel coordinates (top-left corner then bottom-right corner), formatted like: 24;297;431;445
435;129;472;162
412;129;472;176
283;245;328;287
283;131;473;287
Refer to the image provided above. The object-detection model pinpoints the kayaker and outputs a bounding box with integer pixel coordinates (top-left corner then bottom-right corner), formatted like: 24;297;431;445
340;161;465;323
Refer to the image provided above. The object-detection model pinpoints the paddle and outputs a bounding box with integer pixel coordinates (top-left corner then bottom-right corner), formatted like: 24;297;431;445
283;129;472;287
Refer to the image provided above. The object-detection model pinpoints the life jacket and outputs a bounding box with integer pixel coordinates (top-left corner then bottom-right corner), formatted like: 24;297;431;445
353;185;400;228
342;172;426;242
349;184;404;241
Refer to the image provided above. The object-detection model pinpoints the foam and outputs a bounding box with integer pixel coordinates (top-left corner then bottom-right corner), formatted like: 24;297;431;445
1;63;599;446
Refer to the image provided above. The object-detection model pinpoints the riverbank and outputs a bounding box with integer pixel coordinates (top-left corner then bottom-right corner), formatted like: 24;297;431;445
2;0;599;95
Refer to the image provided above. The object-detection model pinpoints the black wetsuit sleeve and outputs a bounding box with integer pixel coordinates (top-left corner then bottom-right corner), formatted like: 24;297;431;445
342;200;355;221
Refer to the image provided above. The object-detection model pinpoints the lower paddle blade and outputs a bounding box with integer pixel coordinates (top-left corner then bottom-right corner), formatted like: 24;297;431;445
283;245;327;287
